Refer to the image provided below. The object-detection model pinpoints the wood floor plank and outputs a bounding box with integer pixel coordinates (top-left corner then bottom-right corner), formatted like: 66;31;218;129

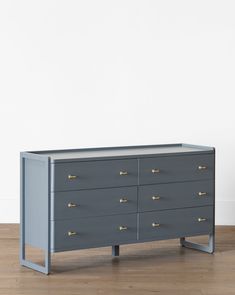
0;225;235;295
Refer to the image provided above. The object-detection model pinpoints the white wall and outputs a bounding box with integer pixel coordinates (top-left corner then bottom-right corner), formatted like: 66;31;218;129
0;0;234;224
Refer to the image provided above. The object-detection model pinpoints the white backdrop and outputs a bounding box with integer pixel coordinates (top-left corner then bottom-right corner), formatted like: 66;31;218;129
0;1;234;224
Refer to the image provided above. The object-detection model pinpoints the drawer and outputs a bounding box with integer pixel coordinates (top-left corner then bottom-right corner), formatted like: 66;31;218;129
51;187;137;220
138;180;214;212
139;206;213;241
51;159;138;191
139;154;214;185
51;214;137;251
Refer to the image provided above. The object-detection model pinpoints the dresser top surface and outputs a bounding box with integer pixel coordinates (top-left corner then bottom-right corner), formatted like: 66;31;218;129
26;144;214;163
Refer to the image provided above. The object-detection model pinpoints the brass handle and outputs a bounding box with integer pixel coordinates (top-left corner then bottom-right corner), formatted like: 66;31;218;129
68;174;77;180
68;202;78;208
198;165;207;170
198;217;207;222
152;195;161;201
68;231;77;236
119;226;128;231
152;222;160;228
120;198;128;203
119;171;128;176
151;168;160;174
198;192;207;197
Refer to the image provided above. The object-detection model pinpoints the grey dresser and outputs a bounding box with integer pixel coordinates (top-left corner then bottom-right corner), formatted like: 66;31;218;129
20;143;215;274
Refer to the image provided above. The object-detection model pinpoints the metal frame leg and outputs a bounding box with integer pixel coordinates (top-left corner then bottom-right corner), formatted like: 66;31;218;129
20;246;51;275
112;245;120;256
20;191;51;275
180;233;214;254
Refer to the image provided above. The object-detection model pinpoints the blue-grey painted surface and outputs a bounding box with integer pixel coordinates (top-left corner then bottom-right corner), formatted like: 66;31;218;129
20;143;215;274
112;245;120;256
51;213;137;252
28;143;214;163
138;180;214;212
139;206;213;241
24;158;49;249
52;159;138;191
139;154;214;185
51;186;137;220
20;152;51;274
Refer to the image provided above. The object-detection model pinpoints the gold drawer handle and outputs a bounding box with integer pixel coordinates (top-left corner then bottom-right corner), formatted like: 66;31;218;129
151;168;160;174
68;174;78;180
198;165;207;170
120;198;128;203
119;171;128;176
152;222;160;228
68;231;77;236
152;195;161;201
198;192;207;197
119;226;128;231
67;202;78;208
198;217;207;222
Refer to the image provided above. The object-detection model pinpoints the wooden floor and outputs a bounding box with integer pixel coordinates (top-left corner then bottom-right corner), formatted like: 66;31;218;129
0;225;235;295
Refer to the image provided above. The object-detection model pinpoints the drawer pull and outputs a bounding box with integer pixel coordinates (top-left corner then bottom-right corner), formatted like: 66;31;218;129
119;226;128;231
152;222;160;228
67;202;78;208
68;231;77;236
151;168;160;174
119;171;128;176
198;165;207;170
120;198;128;203
198;217;207;222
198;192;207;197
68;174;78;180
152;195;161;201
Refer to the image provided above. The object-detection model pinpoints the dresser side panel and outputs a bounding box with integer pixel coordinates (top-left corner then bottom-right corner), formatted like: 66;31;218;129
23;157;50;250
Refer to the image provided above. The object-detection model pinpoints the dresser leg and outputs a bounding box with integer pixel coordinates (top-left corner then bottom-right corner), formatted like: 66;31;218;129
180;233;214;254
20;244;51;275
112;245;120;256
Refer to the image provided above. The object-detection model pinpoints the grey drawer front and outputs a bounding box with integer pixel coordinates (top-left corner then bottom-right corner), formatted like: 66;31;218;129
139;206;213;241
139;154;214;185
51;214;137;251
51;187;137;220
139;180;214;212
52;159;138;191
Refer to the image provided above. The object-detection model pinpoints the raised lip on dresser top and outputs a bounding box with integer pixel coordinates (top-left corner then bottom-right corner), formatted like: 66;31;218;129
24;143;215;163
